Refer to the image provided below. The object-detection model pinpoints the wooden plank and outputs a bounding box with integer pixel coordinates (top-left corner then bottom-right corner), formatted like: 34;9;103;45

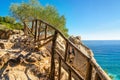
45;24;47;39
50;31;58;80
85;63;92;80
68;69;72;80
58;57;61;80
95;73;101;80
34;19;37;42
38;21;41;41
31;20;34;33
64;42;69;62
55;49;84;80
36;35;54;42
38;38;53;48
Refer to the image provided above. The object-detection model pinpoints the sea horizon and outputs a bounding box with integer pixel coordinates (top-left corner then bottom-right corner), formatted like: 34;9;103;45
83;39;120;41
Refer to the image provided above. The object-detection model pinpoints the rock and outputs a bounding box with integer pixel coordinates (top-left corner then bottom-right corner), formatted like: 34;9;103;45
0;43;5;49
3;70;28;80
0;30;14;39
31;53;41;61
69;35;82;45
25;56;37;63
76;36;81;40
0;52;10;68
0;53;10;63
9;58;21;67
0;31;52;80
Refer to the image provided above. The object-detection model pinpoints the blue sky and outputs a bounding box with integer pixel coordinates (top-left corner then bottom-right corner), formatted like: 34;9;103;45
0;0;120;40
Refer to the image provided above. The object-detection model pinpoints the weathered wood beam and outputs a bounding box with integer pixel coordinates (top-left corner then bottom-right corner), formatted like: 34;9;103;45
85;63;92;80
64;42;69;62
38;21;41;41
50;31;58;80
55;49;84;80
95;73;101;80
36;35;54;42
68;69;72;80
34;19;37;42
38;38;53;48
31;20;34;33
45;24;47;39
58;57;61;80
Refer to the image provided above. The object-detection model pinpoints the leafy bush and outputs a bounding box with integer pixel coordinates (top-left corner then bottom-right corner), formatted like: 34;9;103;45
0;21;23;30
4;16;15;24
13;23;23;30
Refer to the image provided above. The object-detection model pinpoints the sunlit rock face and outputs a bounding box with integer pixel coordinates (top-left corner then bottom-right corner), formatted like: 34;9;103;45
0;43;5;49
69;35;81;45
0;30;51;80
0;30;15;39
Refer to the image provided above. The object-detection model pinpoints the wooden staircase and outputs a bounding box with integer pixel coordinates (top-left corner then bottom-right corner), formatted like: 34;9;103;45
25;19;111;80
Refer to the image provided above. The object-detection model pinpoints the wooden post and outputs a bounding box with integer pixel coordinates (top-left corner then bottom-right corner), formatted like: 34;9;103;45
58;57;61;80
50;30;58;80
31;20;34;33
64;42;69;62
38;21;41;41
23;22;28;35
68;69;72;80
45;24;47;39
95;73;101;80
85;63;92;80
34;20;37;42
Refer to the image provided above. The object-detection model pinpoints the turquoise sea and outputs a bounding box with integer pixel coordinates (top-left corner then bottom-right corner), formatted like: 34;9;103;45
83;40;120;80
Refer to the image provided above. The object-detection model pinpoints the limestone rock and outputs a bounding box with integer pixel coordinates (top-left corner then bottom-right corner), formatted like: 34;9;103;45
25;56;37;63
0;30;14;39
0;43;5;49
69;35;81;45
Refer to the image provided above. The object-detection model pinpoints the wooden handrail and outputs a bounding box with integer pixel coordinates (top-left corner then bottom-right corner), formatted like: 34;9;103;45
25;19;111;80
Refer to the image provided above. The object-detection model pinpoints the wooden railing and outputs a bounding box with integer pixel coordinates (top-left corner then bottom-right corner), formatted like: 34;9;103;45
25;19;111;80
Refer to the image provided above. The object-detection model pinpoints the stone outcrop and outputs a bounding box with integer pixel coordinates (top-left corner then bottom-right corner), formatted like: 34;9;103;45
0;30;51;80
0;43;5;49
0;49;51;80
69;35;81;45
69;35;93;57
0;30;15;39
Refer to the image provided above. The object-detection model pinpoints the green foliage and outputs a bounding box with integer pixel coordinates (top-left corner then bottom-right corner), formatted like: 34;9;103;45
4;16;15;24
0;16;23;30
0;22;23;30
0;16;15;24
0;16;3;22
10;3;32;22
13;22;23;30
10;0;69;37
